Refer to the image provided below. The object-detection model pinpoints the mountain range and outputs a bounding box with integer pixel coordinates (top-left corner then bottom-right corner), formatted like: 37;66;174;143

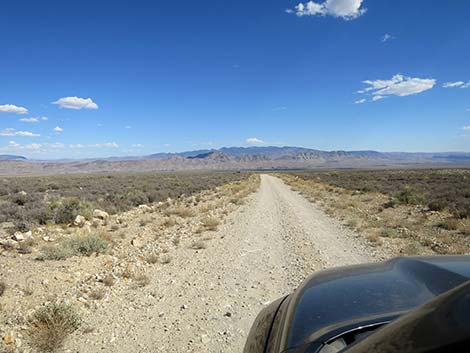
1;146;470;175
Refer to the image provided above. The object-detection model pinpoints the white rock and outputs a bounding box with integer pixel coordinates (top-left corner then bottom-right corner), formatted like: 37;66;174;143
74;215;86;227
131;238;146;248
0;239;18;249
12;232;25;241
93;209;109;220
138;205;152;212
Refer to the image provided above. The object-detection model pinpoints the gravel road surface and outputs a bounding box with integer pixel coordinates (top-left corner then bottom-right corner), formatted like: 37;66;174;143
66;175;378;353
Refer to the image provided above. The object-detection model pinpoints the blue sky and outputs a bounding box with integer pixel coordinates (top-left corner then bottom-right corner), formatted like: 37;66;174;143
1;0;470;159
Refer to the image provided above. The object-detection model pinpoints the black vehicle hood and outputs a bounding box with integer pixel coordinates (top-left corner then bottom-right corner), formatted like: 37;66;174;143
284;256;470;350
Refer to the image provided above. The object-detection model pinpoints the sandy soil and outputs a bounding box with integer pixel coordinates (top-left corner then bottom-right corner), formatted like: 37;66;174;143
60;175;386;353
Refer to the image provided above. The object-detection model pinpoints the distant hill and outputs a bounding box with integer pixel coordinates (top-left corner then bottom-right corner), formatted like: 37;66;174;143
1;147;470;175
0;154;26;161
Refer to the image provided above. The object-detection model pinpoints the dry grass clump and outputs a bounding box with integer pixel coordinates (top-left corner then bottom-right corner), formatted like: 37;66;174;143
28;303;81;352
199;203;215;213
0;281;6;296
36;245;75;261
165;206;195;218
162;217;176;228
201;217;220;231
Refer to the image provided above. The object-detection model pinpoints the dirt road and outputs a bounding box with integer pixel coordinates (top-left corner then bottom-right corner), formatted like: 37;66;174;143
66;175;380;353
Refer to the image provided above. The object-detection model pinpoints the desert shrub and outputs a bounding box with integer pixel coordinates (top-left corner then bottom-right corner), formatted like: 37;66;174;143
49;198;92;225
436;218;460;231
0;172;250;227
162;217;176;227
66;234;108;256
428;200;446;212
28;303;81;352
37;245;75;261
0;281;5;296
381;227;399;238
395;185;425;205
37;234;108;260
201;217;220;231
165;207;195;218
287;169;470;219
458;203;470;219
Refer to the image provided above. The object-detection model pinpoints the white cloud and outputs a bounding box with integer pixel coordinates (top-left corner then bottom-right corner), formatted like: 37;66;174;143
26;143;42;150
443;81;470;88
288;0;366;20
125;126;132;129
94;142;118;148
44;142;65;149
52;96;99;110
0;128;40;137
2;141;43;150
463;126;470;131
0;104;28;114
20;117;39;123
132;143;144;148
53;126;63;133
8;141;20;148
70;142;119;148
358;74;436;101
372;95;386;101
354;98;366;104
246;137;265;145
382;33;394;42
272;106;287;111
19;116;48;123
